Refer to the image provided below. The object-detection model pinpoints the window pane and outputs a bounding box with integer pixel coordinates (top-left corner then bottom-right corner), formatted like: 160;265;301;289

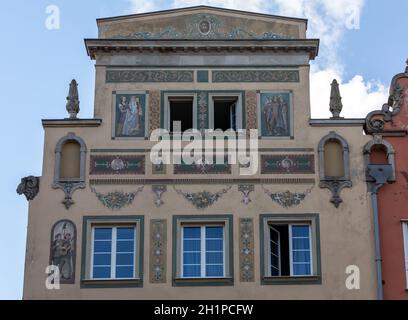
271;266;280;276
93;266;111;278
206;227;223;239
117;227;135;240
183;265;200;277
94;228;112;240
183;252;201;264
93;253;111;266
292;225;310;237
206;265;224;277
94;240;111;253
292;238;310;250
206;239;223;251
293;251;311;263
293;263;311;276
116;266;134;278
183;227;201;239
206;252;223;264
183;239;200;251
116;253;134;266
116;240;134;253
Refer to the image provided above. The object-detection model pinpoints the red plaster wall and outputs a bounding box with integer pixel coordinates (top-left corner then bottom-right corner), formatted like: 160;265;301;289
373;77;408;299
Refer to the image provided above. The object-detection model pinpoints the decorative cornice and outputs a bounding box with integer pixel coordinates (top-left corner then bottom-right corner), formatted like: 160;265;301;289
309;118;365;127
42;119;102;128
89;178;316;185
85;39;319;60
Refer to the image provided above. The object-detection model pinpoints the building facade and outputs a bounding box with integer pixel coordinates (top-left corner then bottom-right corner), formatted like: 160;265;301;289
364;63;408;299
20;6;377;299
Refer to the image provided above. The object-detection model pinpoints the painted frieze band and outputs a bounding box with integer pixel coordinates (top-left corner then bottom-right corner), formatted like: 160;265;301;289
90;155;145;175
106;70;194;83
261;154;315;174
212;70;299;83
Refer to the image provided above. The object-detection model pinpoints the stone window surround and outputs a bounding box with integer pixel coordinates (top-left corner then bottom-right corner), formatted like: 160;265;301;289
259;213;321;285
318;131;351;182
163;92;198;132
52;132;87;209
172;214;233;287
317;131;352;208
80;215;144;288
54;132;87;183
363;136;396;182
208;92;243;130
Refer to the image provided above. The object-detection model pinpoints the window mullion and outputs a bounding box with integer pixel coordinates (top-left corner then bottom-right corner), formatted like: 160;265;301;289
90;227;95;279
201;226;206;278
289;224;293;276
111;227;117;279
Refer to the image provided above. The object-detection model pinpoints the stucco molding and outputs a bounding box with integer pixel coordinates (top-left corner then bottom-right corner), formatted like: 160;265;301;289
53;132;87;209
317;131;352;208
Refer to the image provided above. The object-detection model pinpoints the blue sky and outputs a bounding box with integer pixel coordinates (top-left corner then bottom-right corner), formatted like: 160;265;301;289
0;0;406;299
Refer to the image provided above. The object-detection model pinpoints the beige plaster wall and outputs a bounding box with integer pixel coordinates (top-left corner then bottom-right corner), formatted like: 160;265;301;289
23;60;376;299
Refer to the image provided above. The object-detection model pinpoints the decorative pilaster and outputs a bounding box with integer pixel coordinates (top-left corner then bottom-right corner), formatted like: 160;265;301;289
149;90;160;134
239;218;254;282
150;219;167;283
245;91;257;132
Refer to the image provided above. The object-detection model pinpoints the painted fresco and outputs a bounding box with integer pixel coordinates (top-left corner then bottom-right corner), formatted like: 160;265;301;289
260;92;292;137
114;93;146;138
49;220;76;283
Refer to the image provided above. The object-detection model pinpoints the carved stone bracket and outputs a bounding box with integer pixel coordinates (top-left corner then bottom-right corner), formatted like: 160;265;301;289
238;184;254;205
17;176;40;201
53;181;86;209
152;185;167;207
319;180;352;208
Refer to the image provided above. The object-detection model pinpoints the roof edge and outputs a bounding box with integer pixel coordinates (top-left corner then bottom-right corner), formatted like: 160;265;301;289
96;5;308;25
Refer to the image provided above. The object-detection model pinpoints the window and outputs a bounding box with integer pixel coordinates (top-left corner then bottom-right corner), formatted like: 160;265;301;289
182;226;224;278
92;226;136;279
81;216;144;288
170;99;193;132
173;215;233;286
260;214;321;285
163;94;197;133
403;222;408;289
268;224;312;277
209;93;243;131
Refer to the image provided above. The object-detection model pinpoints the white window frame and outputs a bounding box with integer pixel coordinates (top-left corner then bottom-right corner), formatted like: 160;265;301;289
208;93;243;131
91;226;137;280
403;222;408;289
180;224;226;279
268;226;281;276
163;93;197;132
289;224;313;277
266;222;314;277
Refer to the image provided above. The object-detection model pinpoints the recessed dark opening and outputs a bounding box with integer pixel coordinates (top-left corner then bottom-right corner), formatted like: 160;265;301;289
170;99;193;132
270;224;290;276
213;98;237;131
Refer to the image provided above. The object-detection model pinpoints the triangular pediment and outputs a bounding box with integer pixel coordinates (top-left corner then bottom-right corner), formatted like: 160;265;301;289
97;6;306;40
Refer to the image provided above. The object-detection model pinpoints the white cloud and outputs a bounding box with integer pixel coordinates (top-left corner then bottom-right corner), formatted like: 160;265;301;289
127;0;388;118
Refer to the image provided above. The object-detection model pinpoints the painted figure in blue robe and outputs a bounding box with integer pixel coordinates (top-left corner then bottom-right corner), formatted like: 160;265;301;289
120;96;143;136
